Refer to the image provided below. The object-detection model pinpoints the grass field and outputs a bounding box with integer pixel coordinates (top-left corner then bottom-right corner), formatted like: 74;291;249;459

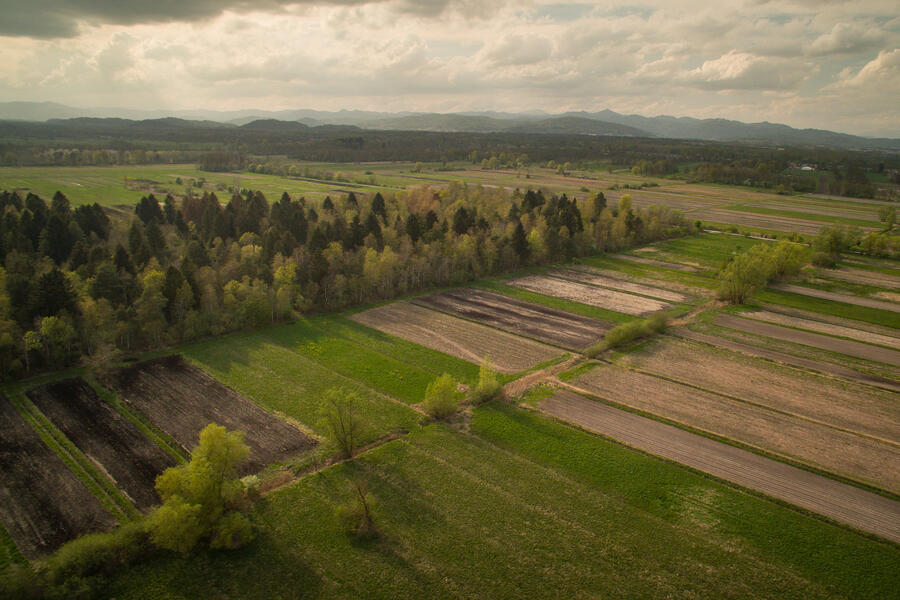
100;403;900;599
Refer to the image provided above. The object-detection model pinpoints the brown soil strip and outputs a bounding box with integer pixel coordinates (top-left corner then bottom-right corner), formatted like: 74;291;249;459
674;329;900;393
619;337;900;442
507;274;669;315
741;310;900;350
572;265;711;297
27;378;177;512
610;254;698;272
0;394;117;558
350;302;562;373
567;363;900;493
715;314;900;366
541;389;900;543
770;283;900;312
549;268;688;302
411;288;609;350
692;209;835;234
823;268;900;290
106;355;316;475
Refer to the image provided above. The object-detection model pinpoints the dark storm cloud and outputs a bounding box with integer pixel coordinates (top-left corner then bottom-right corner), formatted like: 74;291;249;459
0;0;481;38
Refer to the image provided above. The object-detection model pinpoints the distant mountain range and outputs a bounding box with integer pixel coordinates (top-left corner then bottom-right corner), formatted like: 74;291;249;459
1;101;897;150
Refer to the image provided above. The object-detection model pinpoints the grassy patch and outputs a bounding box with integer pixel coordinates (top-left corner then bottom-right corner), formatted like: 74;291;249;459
722;204;881;228
557;362;599;381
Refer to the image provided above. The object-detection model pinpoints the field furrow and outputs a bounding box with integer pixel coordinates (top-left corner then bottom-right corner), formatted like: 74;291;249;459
507;274;669;315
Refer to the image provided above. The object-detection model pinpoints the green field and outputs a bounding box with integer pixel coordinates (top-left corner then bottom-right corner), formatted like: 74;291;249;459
101;403;900;599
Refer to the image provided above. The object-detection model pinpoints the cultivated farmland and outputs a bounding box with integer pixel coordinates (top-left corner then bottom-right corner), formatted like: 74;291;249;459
771;283;900;313
350;301;563;372
26;378;176;511
106;355;316;474
411;288;609;350
0;394;117;558
740;309;900;350
549;267;688;302
507;274;670;315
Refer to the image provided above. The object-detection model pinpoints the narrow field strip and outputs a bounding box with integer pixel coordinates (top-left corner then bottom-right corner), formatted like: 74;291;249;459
549;267;688;302
411;288;609;350
823;267;900;290
610;254;699;272
541;389;900;544
507;274;669;316
743;309;900;350
771;283;900;313
716;314;900;366
675;329;900;393
26;378;177;512
568;362;900;493
350;301;563;373
0;394;118;559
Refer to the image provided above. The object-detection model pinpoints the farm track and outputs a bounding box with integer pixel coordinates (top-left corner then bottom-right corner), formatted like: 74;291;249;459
0;394;117;558
541;389;900;544
26;378;176;512
548;268;688;302
106;355;316;475
350;301;563;373
508;274;669;315
771;284;900;313
675;329;900;393
715;314;900;366
411;288;609;350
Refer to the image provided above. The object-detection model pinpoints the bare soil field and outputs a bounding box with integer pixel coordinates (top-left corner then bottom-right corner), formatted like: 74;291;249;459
106;355;315;474
507;274;669;315
755;201;880;221
569;363;900;492
611;254;698;272
26;378;176;511
549;268;688;302
411;288;609;350
572;265;710;297
604;189;718;212
541;389;900;543
741;310;900;350
350;302;563;373
821;268;900;290
0;394;116;558
715;314;900;366
758;304;900;345
771;284;900;312
674;329;900;393
617;338;900;443
692;209;832;234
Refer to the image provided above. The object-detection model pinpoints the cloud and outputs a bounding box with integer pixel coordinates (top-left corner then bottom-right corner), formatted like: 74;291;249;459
684;51;813;90
830;48;900;89
806;22;886;56
481;34;553;67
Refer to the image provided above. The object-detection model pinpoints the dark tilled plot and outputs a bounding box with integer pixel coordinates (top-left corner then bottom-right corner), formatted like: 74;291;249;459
412;288;610;350
27;378;176;512
0;394;116;558
106;355;315;474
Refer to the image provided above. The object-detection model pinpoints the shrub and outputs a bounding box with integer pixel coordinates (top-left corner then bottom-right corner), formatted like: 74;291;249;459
470;361;501;405
44;521;150;585
592;313;669;353
335;478;377;539
424;373;461;419
321;389;365;459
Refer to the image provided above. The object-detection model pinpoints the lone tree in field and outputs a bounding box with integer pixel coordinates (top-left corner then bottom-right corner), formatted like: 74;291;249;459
336;476;378;539
148;423;255;554
470;360;501;405
424;373;461;419
322;388;365;459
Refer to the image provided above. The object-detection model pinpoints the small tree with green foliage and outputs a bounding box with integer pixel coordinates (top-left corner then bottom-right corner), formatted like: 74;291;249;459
322;388;365;459
424;373;461;419
335;476;378;539
148;423;254;554
470;361;501;404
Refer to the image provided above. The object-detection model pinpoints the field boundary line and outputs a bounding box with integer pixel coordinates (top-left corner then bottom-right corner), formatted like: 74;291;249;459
552;379;900;502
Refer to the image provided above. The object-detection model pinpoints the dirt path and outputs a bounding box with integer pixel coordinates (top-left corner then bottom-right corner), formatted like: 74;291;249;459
503;356;580;397
674;329;900;393
541;389;900;544
771;284;900;313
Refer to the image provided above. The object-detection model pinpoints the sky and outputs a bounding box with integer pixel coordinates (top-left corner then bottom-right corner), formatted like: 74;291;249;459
0;0;898;137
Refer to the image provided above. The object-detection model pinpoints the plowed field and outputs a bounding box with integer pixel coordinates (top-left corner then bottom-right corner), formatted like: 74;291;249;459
549;268;688;302
0;394;116;558
26;378;176;511
350;302;562;372
507;274;669;315
106;356;315;474
411;288;609;350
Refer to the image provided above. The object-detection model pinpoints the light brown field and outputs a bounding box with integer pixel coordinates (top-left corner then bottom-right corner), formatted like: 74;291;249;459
611;254;699;272
569;360;900;492
617;338;900;442
821;268;900;290
549;268;688;302
772;283;900;312
692;209;829;234
742;310;900;350
350;301;563;373
507;274;669;315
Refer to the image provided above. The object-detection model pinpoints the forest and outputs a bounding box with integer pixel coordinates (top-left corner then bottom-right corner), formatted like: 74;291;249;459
0;183;692;379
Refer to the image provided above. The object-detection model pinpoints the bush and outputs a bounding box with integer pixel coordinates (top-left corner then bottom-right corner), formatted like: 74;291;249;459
424;373;461;419
321;389;365;459
469;361;501;405
716;240;807;304
45;521;150;585
811;251;837;268
590;313;668;353
335;478;377;539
